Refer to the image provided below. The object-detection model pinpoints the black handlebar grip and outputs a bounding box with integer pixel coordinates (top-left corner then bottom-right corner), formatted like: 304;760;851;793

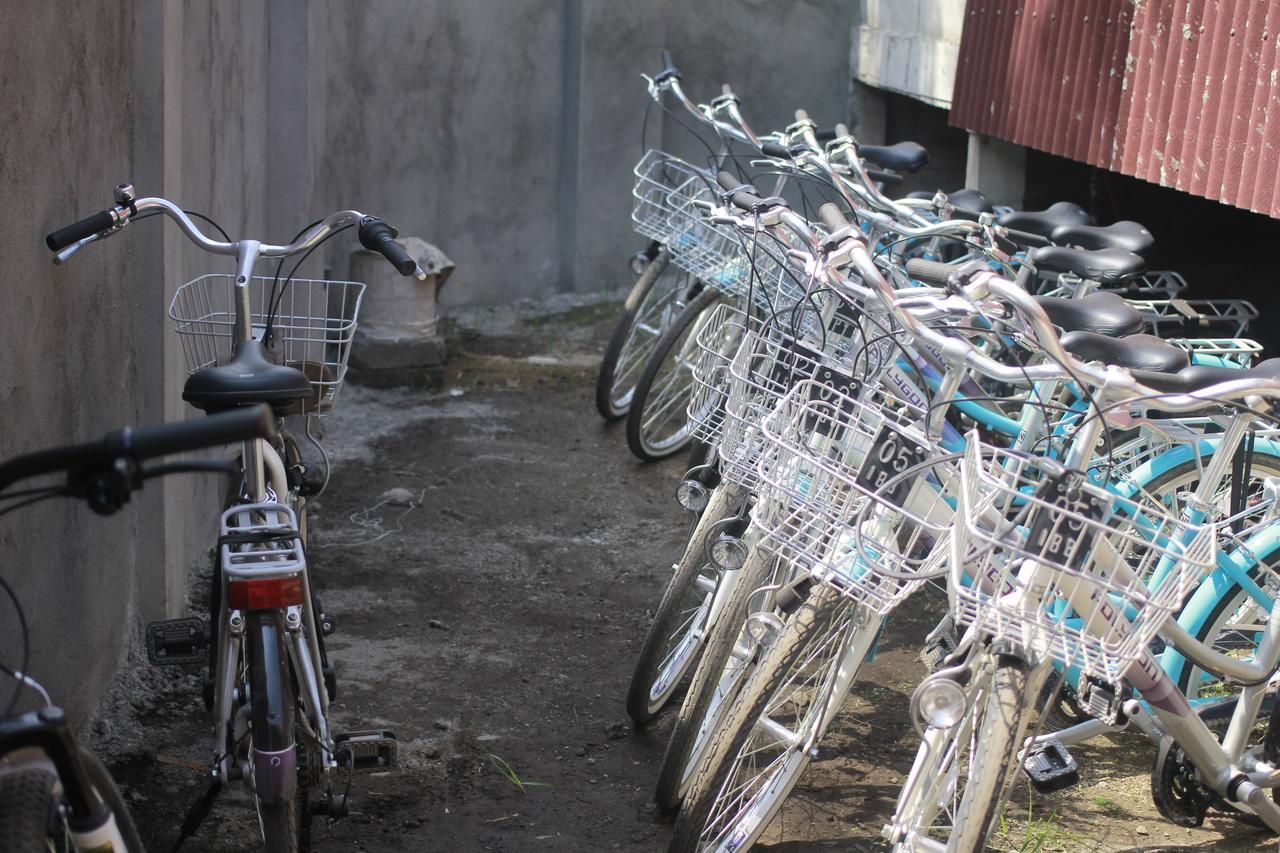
949;206;982;222
358;216;418;276
659;49;680;79
715;171;764;210
814;127;838;143
905;258;962;287
993;232;1021;256
46;210;116;251
818;203;851;233
760;140;791;159
0;406;275;493
126;406;275;461
867;169;904;187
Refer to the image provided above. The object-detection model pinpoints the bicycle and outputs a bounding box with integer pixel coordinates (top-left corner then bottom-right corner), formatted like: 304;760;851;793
0;407;276;853
46;185;422;851
659;189;1280;850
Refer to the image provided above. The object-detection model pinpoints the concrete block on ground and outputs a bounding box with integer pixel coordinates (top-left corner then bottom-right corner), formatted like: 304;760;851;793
348;238;453;388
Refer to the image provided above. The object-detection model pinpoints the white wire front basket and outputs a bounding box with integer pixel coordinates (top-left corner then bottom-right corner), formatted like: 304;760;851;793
953;435;1216;687
752;381;953;616
632;149;711;249
689;304;757;445
715;300;895;489
169;274;366;415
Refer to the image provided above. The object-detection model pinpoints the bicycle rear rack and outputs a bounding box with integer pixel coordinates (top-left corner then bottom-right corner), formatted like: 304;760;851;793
1131;297;1259;338
219;502;305;581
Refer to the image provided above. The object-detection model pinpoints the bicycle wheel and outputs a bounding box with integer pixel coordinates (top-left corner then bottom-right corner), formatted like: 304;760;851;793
627;484;741;724
246;610;309;853
886;651;1042;852
626;287;721;462
1133;453;1280;698
670;585;880;853
0;769;56;852
596;249;692;420
655;541;775;811
1174;556;1280;699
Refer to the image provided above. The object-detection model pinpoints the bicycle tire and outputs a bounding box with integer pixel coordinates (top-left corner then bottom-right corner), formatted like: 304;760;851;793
949;658;1038;851
79;745;147;853
246;610;308;853
626;287;722;462
670;585;875;853
627;484;739;724
1132;454;1280;698
0;768;56;853
595;250;685;420
654;540;771;812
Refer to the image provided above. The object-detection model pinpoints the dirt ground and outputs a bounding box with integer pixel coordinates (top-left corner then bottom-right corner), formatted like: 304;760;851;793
93;295;1278;852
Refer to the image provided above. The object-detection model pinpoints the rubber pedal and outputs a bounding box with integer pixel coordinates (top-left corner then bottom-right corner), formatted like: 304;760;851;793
1022;739;1079;793
145;617;206;666
334;730;399;772
919;634;955;673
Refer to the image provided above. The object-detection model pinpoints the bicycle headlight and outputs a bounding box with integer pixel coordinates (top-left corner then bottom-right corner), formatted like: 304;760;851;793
708;534;749;571
745;611;785;649
675;479;710;513
912;675;967;731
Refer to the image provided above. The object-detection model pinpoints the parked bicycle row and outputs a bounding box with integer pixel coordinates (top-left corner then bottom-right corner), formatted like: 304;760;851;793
606;53;1280;852
1;191;423;851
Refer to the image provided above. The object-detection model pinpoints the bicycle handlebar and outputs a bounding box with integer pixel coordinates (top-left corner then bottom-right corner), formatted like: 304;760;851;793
658;49;680;80
0;406;275;494
779;204;1280;411
716;171;769;210
357;216;417;276
47;193;422;277
45;210;122;251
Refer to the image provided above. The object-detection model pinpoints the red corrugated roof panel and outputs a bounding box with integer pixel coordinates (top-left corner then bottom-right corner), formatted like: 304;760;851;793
950;0;1280;218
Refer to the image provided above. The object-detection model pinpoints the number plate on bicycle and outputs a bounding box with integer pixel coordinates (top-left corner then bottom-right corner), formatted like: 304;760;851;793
855;423;930;504
766;340;823;390
1024;472;1108;569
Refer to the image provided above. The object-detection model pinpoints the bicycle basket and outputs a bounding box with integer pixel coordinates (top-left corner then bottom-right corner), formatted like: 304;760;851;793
752;381;952;615
716;305;894;490
632;150;711;248
168;274;366;415
953;435;1215;687
674;215;815;313
688;303;757;445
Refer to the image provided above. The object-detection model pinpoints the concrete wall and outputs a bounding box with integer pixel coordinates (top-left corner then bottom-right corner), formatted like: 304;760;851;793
852;0;964;108
0;0;858;718
1;1;141;722
304;0;857;305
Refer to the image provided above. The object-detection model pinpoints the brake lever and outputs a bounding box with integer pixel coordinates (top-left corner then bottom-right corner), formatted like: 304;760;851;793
53;232;104;265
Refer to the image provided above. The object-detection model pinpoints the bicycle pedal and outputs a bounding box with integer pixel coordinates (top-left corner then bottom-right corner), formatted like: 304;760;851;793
334;730;398;772
145;617;207;666
919;634;955;673
1022;740;1079;793
1080;677;1123;724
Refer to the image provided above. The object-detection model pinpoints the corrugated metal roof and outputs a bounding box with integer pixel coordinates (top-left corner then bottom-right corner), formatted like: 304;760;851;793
950;0;1280;218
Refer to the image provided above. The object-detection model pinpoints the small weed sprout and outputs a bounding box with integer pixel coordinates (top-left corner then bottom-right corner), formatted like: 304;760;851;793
486;751;553;793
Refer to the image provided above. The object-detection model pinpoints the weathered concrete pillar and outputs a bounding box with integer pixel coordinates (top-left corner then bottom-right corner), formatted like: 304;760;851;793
348;239;454;387
849;80;888;145
965;132;1026;208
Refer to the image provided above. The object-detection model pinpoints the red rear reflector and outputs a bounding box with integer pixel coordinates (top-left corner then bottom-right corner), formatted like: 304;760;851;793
227;576;304;610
